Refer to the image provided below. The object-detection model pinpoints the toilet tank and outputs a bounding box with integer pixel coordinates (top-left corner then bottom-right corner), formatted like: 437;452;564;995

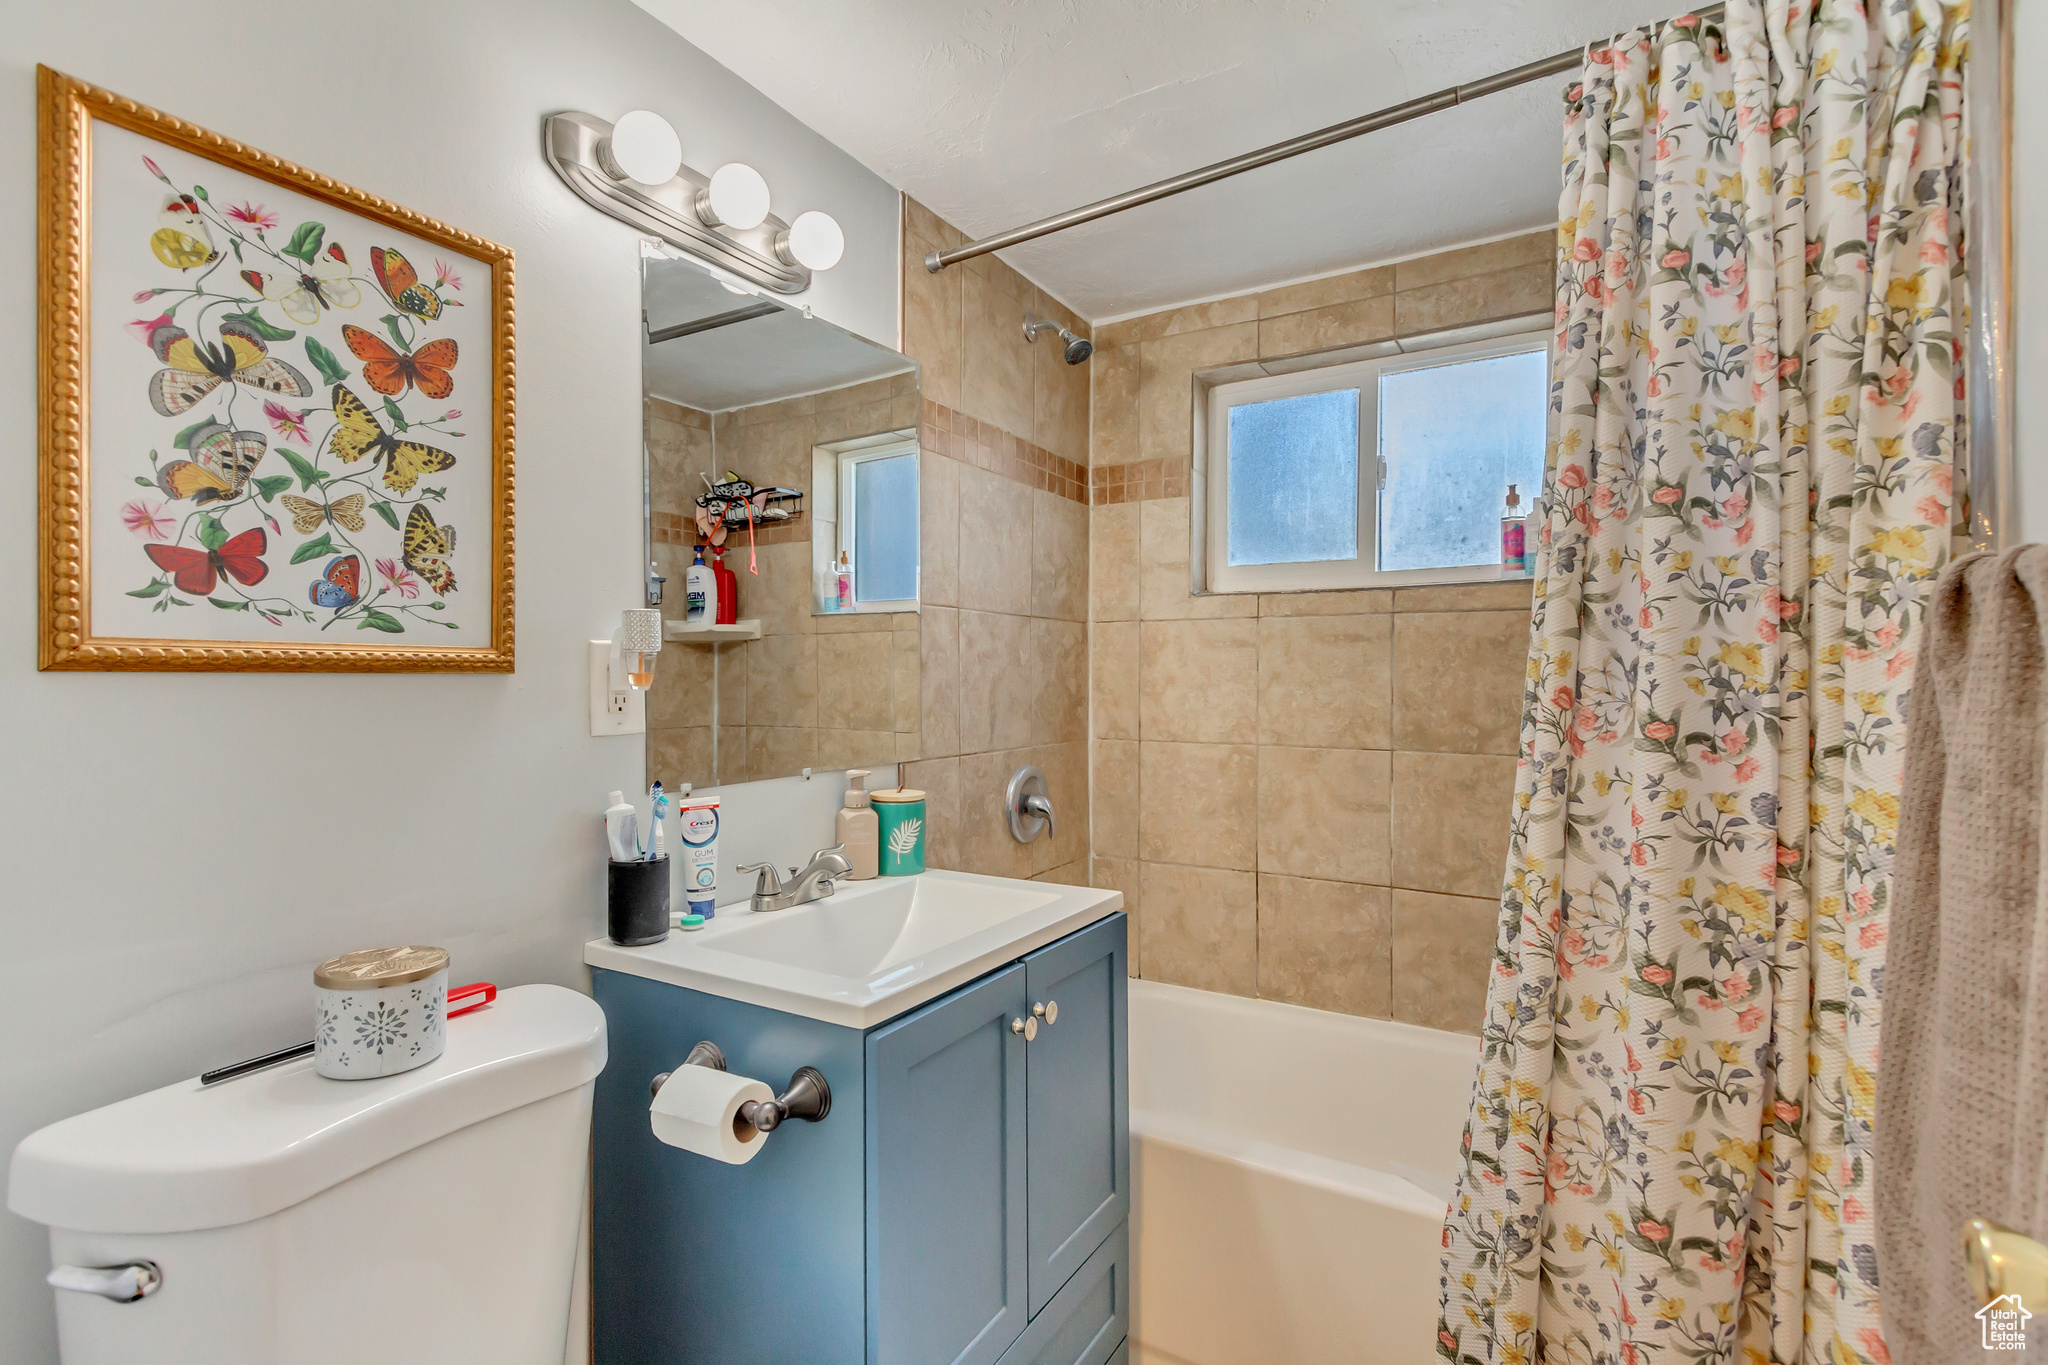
7;984;607;1365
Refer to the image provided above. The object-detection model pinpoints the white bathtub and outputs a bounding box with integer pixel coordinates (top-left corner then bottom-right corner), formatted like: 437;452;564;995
1128;980;1481;1365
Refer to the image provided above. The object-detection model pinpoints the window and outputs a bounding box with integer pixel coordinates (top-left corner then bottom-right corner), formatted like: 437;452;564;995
812;434;920;612
1203;329;1550;592
846;448;919;604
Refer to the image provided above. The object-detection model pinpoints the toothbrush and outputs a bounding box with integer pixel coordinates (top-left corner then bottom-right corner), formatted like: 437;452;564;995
649;782;668;861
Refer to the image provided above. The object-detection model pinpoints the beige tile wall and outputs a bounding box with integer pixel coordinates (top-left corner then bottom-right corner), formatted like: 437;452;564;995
644;376;924;790
1087;231;1553;1034
900;199;1094;885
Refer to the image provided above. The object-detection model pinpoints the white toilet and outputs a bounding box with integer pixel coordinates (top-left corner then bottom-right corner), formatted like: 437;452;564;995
7;983;607;1365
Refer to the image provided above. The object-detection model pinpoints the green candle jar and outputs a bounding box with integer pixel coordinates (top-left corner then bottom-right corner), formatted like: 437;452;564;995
871;788;926;876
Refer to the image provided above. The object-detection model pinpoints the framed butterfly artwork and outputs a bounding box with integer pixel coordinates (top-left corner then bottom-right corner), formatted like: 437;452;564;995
36;67;515;671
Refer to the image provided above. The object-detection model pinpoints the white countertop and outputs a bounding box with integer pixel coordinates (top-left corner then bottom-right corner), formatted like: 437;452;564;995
585;869;1122;1029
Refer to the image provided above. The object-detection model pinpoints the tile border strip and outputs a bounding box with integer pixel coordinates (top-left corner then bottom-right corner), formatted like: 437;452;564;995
921;398;1088;503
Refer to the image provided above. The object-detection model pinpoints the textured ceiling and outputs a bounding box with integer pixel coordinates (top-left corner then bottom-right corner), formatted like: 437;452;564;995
632;0;1687;321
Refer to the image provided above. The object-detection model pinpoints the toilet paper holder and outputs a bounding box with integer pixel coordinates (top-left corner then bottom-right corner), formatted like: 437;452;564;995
650;1040;832;1132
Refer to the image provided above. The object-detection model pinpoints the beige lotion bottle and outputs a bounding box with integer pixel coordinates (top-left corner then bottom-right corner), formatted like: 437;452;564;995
837;769;879;880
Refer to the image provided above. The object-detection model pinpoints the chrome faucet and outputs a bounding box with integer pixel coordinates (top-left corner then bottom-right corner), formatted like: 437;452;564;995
736;845;853;913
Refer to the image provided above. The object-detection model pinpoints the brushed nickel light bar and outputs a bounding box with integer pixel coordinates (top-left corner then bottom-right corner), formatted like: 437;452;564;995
922;4;1729;276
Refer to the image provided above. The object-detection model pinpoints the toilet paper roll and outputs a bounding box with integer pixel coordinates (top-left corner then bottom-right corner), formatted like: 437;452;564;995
650;1065;775;1164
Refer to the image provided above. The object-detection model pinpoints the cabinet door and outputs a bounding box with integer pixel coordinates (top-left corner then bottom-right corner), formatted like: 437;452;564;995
867;962;1030;1365
1023;913;1129;1314
993;1224;1129;1365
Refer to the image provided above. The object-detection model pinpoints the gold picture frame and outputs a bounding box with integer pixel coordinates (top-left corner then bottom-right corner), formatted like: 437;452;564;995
38;66;516;671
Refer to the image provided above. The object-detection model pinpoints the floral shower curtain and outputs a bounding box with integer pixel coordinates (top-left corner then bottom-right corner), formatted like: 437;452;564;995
1436;3;1967;1365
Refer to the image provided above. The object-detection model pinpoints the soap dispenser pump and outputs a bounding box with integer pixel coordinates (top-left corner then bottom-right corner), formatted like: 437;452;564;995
836;769;878;880
685;545;716;624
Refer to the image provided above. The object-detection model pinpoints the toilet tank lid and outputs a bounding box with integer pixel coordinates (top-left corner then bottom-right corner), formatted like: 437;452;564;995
6;984;607;1235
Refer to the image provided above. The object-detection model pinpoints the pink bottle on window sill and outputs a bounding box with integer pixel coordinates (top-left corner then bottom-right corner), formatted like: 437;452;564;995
1501;484;1528;577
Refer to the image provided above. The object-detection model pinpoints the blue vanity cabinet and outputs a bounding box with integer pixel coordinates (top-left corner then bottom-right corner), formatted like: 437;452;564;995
590;910;1128;1365
866;962;1030;1365
1021;916;1129;1316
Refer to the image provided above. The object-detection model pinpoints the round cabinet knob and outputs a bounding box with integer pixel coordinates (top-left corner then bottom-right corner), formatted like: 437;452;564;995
1032;1001;1059;1025
1010;1016;1038;1040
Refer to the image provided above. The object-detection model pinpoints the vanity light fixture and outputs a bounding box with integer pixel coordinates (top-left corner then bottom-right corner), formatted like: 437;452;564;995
600;110;684;185
778;210;845;272
698;162;771;230
545;111;844;296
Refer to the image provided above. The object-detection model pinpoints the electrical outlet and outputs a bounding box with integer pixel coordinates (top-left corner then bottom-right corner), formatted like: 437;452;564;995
589;639;646;736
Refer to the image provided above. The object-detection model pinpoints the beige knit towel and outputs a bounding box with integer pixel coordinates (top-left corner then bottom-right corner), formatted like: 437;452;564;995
1878;545;2048;1365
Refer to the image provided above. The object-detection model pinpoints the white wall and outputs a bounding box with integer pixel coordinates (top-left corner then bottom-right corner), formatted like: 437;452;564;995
2013;0;2048;541
0;1;899;1356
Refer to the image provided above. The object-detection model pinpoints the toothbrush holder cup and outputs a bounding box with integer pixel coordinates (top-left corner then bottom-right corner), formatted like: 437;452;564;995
608;857;672;945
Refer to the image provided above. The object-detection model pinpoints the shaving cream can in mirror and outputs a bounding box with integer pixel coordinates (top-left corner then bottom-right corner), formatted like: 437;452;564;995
313;945;450;1080
872;788;926;876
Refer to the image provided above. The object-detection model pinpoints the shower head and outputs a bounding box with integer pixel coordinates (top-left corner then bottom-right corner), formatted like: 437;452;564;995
1023;314;1093;365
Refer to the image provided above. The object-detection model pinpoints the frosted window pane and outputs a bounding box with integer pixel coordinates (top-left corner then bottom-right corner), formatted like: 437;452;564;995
853;454;918;602
1226;389;1358;566
1378;350;1547;572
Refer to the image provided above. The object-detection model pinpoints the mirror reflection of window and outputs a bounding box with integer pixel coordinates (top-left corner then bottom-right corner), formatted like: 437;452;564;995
846;447;919;607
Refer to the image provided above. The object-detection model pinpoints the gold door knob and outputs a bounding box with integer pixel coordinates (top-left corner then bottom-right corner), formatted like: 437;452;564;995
1965;1219;2048;1307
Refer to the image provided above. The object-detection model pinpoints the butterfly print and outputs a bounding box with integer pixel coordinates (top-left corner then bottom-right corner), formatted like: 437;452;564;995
372;247;457;321
154;421;266;504
341;323;457;400
144;527;269;596
402;504;456;595
150;193;217;270
146;318;312;417
325;384;456;494
241;243;360;326
308;554;362;609
280;492;366;535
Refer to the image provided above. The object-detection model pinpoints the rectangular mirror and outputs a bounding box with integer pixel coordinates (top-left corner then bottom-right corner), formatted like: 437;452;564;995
641;245;922;789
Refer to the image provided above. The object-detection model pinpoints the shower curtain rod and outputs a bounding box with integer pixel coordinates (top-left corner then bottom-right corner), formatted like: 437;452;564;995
923;3;1728;274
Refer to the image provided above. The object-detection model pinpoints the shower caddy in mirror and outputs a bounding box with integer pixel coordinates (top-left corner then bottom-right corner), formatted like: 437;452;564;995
695;475;804;533
663;474;803;641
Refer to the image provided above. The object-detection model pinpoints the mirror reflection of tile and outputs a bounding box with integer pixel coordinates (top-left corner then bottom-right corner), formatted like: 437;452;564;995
645;376;924;789
642;247;928;790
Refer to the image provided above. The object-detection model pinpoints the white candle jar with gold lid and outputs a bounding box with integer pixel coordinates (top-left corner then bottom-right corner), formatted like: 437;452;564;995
313;946;450;1079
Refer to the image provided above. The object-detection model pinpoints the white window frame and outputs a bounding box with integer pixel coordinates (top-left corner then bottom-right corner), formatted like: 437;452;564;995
833;436;920;613
1202;327;1551;594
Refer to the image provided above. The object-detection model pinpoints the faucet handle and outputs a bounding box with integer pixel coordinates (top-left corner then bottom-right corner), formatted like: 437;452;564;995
809;844;853;874
736;862;785;896
1021;793;1056;841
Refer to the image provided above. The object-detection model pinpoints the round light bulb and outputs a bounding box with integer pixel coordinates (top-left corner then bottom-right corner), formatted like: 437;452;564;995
782;210;844;271
605;110;682;184
704;163;771;230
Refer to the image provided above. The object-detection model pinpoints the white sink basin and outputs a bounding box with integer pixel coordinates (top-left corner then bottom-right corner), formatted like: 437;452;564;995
584;869;1122;1028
